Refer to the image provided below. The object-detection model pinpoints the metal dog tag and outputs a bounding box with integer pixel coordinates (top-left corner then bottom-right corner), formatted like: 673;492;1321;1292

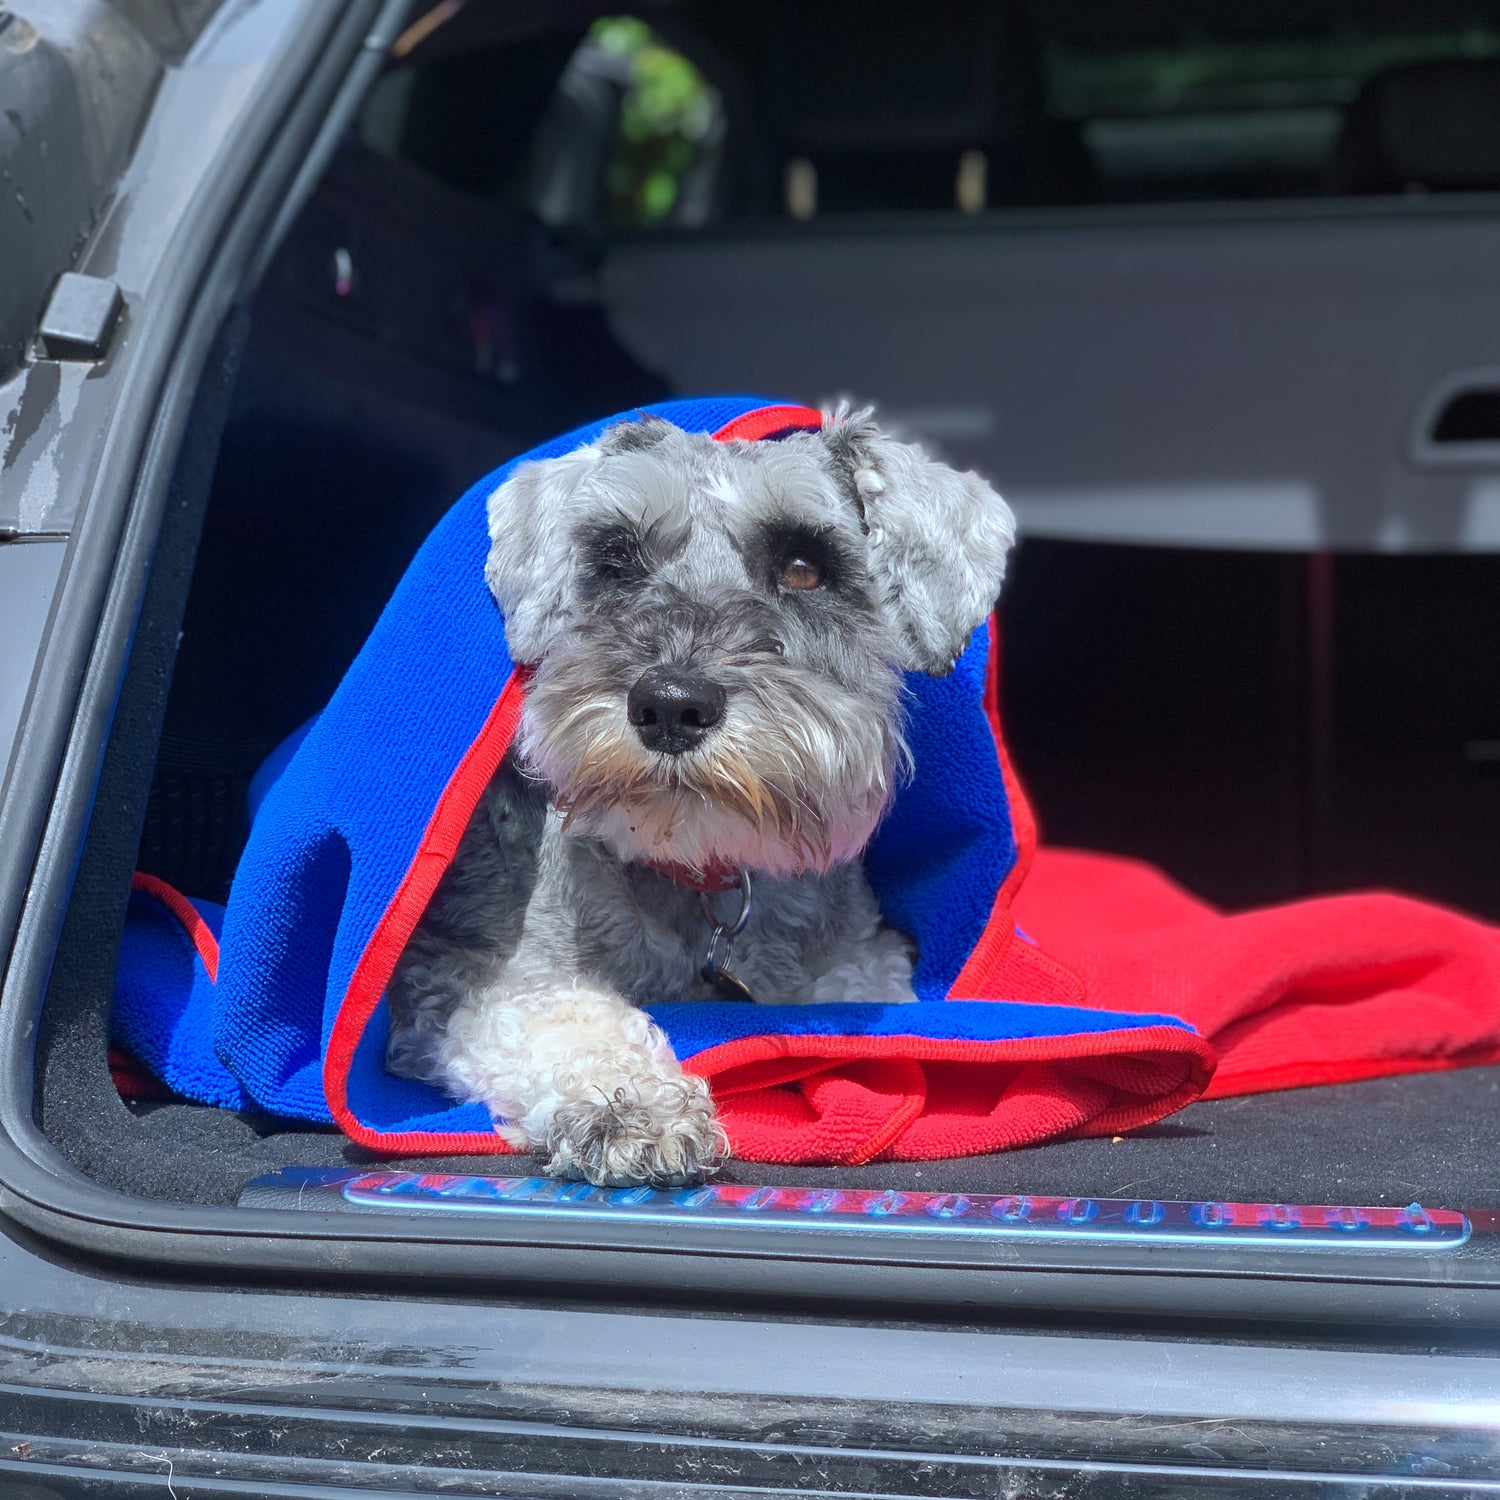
705;965;758;1004
701;871;757;1003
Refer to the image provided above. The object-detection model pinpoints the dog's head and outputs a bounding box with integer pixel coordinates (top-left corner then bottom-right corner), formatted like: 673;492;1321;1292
484;406;1015;877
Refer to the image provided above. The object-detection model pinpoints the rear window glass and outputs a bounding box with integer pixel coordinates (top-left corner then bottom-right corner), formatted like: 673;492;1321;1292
1048;28;1500;202
368;6;1500;225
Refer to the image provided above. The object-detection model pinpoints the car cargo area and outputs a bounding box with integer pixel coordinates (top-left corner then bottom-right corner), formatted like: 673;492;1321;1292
25;0;1500;1225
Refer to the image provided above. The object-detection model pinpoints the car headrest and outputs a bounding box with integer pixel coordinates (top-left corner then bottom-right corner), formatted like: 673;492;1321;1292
1334;59;1500;194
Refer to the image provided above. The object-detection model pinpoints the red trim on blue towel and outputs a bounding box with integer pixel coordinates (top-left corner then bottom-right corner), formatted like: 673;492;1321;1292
109;1043;173;1101
322;670;531;1154
711;406;823;443
131;871;221;982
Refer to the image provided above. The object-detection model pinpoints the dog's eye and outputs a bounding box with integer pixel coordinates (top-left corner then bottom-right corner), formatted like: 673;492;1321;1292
764;521;836;595
781;557;824;591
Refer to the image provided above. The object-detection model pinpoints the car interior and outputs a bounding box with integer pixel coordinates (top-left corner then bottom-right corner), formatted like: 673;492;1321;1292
29;0;1500;1224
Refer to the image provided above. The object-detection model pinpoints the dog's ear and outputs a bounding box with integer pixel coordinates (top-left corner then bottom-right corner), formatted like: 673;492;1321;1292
484;444;604;662
821;405;1015;676
595;413;676;455
485;415;676;660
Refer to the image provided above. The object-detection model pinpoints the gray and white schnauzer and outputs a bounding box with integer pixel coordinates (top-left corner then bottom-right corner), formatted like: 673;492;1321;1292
385;405;1015;1186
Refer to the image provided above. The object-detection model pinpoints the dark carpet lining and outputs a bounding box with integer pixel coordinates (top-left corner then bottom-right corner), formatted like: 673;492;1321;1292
101;1063;1500;1210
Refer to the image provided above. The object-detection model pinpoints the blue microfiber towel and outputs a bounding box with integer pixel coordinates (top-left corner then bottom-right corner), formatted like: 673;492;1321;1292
114;398;1214;1163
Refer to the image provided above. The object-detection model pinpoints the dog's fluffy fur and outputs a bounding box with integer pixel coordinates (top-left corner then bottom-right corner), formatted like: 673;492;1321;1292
385;406;1014;1185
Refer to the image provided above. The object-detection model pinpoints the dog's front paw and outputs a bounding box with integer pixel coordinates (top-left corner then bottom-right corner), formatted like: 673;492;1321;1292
542;1073;728;1187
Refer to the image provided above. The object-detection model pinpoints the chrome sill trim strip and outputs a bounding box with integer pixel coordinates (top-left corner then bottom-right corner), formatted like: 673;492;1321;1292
272;1170;1476;1251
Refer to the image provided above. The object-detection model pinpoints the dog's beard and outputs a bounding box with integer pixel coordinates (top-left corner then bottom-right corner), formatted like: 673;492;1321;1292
518;670;909;877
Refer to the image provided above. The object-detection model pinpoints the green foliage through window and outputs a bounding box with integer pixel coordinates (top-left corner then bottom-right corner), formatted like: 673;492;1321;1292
590;16;720;225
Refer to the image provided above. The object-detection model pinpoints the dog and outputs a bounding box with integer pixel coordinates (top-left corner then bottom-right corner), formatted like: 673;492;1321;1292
384;405;1015;1185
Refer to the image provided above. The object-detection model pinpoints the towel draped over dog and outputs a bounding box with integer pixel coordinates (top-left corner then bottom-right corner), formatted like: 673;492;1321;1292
112;398;1500;1163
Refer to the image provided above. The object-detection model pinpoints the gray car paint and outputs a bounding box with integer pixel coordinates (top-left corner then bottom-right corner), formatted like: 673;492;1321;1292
0;1;163;393
3;1217;1500;1493
0;0;395;816
0;538;64;790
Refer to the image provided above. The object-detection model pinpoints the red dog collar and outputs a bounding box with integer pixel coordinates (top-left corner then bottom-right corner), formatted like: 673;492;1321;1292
634;859;744;895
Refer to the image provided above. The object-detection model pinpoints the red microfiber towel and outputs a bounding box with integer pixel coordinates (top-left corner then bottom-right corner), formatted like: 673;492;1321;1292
1011;848;1500;1099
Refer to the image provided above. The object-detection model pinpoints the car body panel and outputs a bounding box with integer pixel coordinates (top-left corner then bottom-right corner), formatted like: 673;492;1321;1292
3;1219;1500;1495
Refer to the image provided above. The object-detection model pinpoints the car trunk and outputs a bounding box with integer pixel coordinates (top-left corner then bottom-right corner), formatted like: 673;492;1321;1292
9;0;1500;1318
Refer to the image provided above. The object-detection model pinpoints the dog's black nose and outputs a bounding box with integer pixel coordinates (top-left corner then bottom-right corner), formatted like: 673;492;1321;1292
628;666;726;754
